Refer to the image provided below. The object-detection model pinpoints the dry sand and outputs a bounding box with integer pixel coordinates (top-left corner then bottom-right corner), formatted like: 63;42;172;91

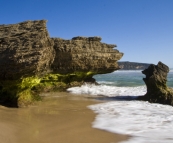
0;92;129;143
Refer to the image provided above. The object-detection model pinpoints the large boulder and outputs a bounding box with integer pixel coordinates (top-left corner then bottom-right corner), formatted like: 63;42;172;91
0;20;123;107
139;61;173;105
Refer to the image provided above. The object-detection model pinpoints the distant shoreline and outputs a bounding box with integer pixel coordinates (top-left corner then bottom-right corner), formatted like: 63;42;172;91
118;61;151;70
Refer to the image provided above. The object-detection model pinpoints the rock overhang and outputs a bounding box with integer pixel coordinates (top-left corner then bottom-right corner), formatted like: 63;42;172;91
0;20;123;107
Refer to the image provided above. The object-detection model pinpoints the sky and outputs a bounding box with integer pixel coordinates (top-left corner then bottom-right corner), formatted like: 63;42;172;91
0;0;173;68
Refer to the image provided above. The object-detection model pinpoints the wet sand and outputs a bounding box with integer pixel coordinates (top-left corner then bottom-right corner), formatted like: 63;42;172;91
0;92;129;143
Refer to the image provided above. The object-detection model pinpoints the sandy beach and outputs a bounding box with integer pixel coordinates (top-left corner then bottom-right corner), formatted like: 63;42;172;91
0;92;129;143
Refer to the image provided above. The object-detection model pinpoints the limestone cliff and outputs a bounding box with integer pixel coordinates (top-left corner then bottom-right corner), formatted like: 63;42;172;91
0;20;123;107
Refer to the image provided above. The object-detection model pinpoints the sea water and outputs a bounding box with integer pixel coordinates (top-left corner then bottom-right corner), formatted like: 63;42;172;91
67;69;173;143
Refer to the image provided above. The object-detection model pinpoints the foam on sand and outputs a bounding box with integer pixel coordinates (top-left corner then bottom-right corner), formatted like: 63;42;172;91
88;101;173;143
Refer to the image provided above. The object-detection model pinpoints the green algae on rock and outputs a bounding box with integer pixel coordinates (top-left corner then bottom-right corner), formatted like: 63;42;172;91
138;61;173;106
0;72;97;107
0;20;123;107
0;77;41;107
33;72;97;93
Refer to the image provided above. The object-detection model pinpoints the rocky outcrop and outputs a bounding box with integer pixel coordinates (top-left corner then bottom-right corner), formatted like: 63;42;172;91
0;20;54;80
0;20;123;107
118;61;150;70
139;61;173;105
52;37;122;74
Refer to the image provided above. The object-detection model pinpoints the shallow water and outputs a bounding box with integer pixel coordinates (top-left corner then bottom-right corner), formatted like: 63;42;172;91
93;70;145;87
68;70;173;143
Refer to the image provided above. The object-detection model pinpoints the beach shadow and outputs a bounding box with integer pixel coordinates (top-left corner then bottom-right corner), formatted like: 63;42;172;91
87;95;141;102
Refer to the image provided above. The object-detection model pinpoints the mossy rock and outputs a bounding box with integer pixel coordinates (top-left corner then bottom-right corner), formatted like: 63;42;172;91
0;77;41;107
0;71;96;107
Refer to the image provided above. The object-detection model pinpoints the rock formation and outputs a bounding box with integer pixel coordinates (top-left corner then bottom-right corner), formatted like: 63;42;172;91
52;37;122;74
0;20;54;80
139;61;173;105
0;20;123;107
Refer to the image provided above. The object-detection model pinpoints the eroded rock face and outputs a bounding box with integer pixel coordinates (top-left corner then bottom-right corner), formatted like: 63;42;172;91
139;61;173;105
0;20;123;107
51;36;123;74
0;20;55;80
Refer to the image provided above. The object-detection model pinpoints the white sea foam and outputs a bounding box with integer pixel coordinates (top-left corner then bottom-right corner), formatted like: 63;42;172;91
88;101;173;143
67;84;146;97
67;71;173;142
67;84;173;142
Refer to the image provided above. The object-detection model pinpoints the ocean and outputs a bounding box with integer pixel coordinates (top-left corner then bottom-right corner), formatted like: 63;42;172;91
67;69;173;143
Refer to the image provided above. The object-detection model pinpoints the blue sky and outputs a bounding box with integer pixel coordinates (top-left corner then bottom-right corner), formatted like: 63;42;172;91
1;0;173;68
